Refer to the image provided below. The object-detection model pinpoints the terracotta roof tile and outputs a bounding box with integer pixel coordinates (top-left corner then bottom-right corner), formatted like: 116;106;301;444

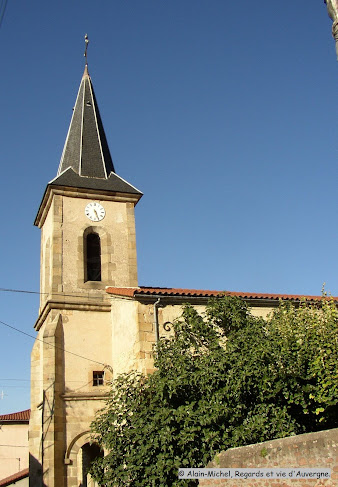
105;287;138;297
106;286;337;302
0;409;30;422
0;468;29;486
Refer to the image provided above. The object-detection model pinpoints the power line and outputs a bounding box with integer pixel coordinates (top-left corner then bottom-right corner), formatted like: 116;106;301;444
0;319;107;367
0;288;112;368
0;288;45;295
0;287;106;300
0;378;99;383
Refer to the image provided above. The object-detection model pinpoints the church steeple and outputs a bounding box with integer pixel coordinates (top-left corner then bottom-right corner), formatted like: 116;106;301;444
35;57;142;227
30;43;140;487
57;64;115;180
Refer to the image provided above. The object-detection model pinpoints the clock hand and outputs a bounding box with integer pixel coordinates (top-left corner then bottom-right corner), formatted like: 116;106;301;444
94;209;99;219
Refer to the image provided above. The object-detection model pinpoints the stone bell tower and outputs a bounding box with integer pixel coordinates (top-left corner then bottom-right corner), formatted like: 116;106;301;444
29;57;142;486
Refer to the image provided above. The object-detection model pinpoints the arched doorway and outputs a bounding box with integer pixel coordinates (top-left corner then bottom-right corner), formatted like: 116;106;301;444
78;442;103;487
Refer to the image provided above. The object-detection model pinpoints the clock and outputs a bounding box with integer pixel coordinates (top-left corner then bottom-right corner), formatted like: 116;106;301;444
85;202;106;222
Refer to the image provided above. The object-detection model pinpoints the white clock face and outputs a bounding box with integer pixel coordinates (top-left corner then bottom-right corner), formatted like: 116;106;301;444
85;202;106;222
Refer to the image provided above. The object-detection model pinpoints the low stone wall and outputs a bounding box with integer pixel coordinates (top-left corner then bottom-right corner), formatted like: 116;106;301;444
199;429;338;486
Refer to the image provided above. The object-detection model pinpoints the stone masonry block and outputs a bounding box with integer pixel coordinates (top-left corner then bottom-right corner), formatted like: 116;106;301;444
139;322;153;332
140;341;154;352
145;332;155;343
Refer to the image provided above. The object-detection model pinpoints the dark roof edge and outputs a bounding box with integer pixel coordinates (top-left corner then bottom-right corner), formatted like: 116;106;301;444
132;293;332;308
106;287;338;305
0;408;30;422
49;167;142;194
0;468;29;487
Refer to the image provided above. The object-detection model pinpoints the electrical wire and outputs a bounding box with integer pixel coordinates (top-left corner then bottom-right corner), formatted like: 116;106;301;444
0;287;108;300
0;287;113;370
0;319;107;367
0;288;49;295
0;379;99;383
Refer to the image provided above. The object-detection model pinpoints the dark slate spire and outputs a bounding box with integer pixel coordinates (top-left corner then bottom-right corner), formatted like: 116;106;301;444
49;65;142;197
57;65;115;179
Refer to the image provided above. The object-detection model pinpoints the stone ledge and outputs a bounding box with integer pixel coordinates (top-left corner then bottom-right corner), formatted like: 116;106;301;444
62;392;110;401
35;299;111;331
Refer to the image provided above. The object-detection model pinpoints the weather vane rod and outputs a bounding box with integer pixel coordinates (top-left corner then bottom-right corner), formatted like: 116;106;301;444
84;34;89;65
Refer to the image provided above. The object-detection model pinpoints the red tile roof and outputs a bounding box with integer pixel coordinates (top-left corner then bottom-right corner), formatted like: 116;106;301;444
106;286;337;302
0;468;29;486
0;409;30;422
106;287;138;297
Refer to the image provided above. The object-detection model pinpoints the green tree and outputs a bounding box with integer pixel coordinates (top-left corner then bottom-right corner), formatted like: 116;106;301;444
90;296;338;486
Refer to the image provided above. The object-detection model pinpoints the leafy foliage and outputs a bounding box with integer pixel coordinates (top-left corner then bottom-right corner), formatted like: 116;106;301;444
90;296;338;486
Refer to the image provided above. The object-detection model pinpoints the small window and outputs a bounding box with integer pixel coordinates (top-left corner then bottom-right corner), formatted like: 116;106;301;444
93;371;104;387
86;233;101;281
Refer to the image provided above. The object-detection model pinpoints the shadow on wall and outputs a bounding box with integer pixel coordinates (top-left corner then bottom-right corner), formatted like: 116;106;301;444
29;453;47;487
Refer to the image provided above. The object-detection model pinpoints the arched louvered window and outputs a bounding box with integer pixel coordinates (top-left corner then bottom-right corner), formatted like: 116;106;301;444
86;232;101;281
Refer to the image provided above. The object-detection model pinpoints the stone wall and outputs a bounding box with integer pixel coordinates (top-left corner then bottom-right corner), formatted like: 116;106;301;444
200;429;338;486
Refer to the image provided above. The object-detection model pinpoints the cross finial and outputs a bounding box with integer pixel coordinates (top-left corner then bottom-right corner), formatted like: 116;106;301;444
84;34;89;65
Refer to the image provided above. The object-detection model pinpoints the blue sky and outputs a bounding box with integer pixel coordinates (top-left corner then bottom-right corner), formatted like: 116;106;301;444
0;1;337;414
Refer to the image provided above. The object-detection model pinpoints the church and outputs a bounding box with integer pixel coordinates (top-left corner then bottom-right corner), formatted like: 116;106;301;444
28;61;331;487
